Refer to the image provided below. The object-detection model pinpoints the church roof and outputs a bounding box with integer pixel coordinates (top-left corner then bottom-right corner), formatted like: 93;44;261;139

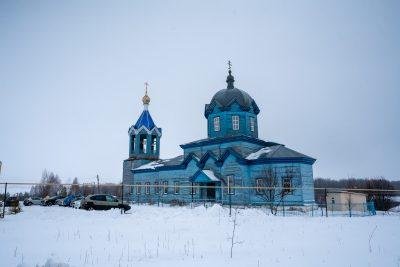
180;135;278;149
204;70;260;118
244;145;316;162
134;110;156;130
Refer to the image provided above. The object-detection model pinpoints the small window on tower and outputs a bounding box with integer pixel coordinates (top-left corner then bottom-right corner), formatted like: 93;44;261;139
213;117;220;132
131;135;136;153
232;115;240;130
250;117;255;132
151;136;157;153
139;136;147;154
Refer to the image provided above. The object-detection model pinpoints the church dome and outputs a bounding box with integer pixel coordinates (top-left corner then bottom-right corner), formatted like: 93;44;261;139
204;69;260;118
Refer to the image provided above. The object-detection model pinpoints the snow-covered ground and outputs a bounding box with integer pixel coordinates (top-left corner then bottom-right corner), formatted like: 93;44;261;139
0;205;399;267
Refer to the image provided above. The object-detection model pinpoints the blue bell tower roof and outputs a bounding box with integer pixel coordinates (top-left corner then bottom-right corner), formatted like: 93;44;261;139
134;110;156;130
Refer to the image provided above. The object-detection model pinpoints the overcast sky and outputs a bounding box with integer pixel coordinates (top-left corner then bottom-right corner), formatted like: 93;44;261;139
0;0;399;185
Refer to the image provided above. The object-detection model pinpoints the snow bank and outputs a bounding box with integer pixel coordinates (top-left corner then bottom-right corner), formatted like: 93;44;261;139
1;205;399;267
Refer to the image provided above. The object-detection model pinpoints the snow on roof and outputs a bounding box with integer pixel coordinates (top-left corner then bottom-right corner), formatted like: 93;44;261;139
246;147;272;160
202;170;220;182
134;160;165;170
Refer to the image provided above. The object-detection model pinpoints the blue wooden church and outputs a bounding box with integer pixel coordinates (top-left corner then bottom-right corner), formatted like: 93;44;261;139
123;67;316;205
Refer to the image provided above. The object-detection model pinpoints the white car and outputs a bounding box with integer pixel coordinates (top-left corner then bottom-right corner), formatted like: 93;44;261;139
72;200;82;209
23;197;42;206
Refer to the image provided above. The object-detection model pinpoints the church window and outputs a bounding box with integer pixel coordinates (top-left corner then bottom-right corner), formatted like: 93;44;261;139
282;177;292;194
190;183;197;195
131;135;136;152
174;182;180;194
256;178;264;194
145;182;150;195
154;182;160;194
151;136;157;153
140;136;147;153
250;117;255;132
163;181;168;194
136;182;141;195
227;175;235;195
213;117;220;132
232;115;240;130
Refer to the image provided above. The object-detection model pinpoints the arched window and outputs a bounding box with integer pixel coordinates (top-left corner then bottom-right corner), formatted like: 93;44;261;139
213;116;220;132
232;115;240;130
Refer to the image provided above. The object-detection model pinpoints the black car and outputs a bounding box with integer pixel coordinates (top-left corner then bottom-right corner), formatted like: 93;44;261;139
5;196;19;207
81;194;131;212
41;196;64;206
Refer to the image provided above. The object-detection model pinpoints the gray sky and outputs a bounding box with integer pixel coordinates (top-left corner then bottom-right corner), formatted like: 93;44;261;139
0;0;399;184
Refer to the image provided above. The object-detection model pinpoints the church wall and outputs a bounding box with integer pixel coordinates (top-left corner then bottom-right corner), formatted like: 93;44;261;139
247;163;305;205
130;160;204;204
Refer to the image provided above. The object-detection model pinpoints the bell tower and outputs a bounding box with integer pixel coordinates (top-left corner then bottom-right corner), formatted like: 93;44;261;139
123;83;162;185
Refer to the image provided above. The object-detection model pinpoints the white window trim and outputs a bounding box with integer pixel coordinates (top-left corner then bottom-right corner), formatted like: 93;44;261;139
163;181;168;195
154;182;159;195
174;182;180;195
250;117;255;132
213;116;220;132
145;182;150;195
232;115;240;130
227;175;235;195
136;182;141;195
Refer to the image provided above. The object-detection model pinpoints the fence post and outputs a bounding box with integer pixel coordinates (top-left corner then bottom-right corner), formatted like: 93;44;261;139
324;188;328;217
121;183;124;214
2;182;7;218
191;182;194;208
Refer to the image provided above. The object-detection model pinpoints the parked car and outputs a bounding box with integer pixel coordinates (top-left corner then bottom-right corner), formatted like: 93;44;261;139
23;197;42;206
62;195;78;207
81;194;131;212
72;199;82;209
70;196;83;208
56;198;65;206
5;196;19;207
42;196;64;206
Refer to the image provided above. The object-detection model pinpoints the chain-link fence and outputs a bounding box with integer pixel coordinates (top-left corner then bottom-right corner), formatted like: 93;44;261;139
1;182;399;218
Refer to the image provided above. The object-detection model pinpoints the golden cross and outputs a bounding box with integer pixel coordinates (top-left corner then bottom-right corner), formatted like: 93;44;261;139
144;82;149;94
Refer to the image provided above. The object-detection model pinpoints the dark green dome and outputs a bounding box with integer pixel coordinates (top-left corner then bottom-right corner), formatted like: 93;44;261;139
204;71;260;118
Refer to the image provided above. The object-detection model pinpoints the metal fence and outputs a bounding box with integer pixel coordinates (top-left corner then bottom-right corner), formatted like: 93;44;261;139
1;181;399;218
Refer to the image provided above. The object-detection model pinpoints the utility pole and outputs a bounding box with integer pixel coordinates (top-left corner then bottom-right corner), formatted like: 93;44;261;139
96;175;100;193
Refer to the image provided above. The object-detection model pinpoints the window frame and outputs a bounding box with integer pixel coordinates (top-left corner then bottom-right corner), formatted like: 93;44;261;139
213;116;220;132
190;183;197;195
145;182;150;195
282;177;293;194
232;115;240;130
136;182;141;195
250;117;255;132
154;181;159;195
163;181;168;195
227;175;235;195
256;178;264;194
174;182;180;195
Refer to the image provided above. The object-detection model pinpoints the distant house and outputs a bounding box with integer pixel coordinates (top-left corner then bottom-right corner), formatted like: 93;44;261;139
326;191;367;212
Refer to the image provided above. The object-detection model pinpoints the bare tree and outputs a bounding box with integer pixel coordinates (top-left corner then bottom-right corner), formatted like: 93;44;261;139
228;208;242;258
254;167;300;215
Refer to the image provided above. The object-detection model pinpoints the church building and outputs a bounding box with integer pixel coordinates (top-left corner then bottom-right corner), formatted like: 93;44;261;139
122;67;316;205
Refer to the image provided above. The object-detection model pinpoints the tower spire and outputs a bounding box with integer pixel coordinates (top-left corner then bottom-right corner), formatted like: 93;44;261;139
226;60;235;89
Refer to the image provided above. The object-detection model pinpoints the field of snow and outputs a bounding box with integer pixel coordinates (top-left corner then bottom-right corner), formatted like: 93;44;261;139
0;205;399;267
